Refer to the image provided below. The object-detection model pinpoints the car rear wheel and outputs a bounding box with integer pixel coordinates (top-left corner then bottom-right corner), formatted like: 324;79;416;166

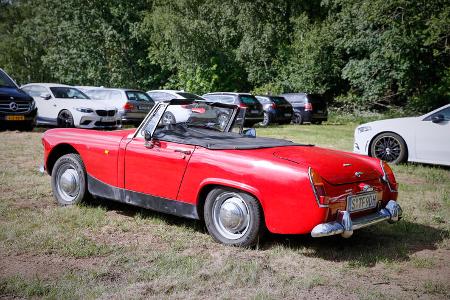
51;153;88;206
58;110;74;128
204;187;263;247
260;112;270;127
292;112;303;125
370;132;407;164
162;111;176;124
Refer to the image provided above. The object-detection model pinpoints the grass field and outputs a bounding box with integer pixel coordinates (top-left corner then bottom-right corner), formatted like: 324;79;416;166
0;123;449;299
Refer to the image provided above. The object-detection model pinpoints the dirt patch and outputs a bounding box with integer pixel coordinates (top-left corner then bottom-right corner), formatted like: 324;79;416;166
0;251;104;280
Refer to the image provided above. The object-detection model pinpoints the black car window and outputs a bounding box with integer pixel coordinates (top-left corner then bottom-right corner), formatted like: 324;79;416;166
126;91;153;102
50;87;89;99
270;96;289;105
0;70;17;88
306;94;326;104
239;95;259;105
256;96;271;104
424;107;450;121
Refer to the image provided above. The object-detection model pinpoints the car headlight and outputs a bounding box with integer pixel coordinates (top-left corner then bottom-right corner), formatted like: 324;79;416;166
75;107;94;113
357;126;372;133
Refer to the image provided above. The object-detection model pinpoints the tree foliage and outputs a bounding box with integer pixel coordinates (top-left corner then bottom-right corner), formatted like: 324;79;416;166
0;0;448;110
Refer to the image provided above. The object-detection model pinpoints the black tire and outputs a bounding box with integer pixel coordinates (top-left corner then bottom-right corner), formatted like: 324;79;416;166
260;112;270;127
292;112;303;125
57;110;75;128
162;111;176;125
51;153;89;206
204;187;264;247
370;132;407;164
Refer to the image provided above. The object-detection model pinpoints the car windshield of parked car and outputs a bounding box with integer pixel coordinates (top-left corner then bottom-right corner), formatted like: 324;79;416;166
176;92;204;100
0;71;17;88
271;96;289;105
50;87;89;99
126;91;153;102
239;95;259;105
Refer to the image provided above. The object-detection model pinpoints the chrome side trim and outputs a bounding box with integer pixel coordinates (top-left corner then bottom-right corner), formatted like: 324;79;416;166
380;160;398;192
311;200;402;238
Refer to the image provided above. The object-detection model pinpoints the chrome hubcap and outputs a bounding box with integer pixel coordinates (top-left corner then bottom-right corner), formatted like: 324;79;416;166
213;193;250;240
374;136;401;162
56;164;80;202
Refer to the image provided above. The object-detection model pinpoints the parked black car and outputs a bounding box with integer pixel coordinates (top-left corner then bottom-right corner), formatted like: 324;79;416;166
281;93;328;124
255;95;293;126
202;92;264;127
0;68;37;130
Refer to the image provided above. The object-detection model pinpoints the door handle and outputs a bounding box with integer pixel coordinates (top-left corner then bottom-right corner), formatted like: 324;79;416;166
173;149;191;155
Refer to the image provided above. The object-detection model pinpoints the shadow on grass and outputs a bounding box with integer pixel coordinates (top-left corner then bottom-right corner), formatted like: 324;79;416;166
264;221;448;267
85;197;447;267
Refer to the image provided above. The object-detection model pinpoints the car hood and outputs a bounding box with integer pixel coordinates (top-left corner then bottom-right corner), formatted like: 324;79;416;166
273;146;380;185
358;117;419;129
0;87;33;101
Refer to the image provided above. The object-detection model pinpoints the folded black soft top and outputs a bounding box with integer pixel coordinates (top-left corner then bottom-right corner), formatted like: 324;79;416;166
153;125;304;150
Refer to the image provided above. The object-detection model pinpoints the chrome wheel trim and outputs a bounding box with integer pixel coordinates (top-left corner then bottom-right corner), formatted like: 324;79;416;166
218;114;228;130
56;163;80;202
374;136;401;162
162;112;175;124
212;192;250;240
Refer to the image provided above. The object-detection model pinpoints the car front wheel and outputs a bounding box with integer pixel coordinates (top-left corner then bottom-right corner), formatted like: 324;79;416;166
204;187;263;247
57;110;74;128
51;153;89;206
370;132;407;164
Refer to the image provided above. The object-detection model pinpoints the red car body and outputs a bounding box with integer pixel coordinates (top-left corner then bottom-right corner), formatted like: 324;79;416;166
42;100;402;246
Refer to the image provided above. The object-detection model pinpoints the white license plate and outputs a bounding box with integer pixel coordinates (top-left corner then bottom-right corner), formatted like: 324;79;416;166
347;192;377;212
101;117;115;122
251;110;259;114
284;113;292;117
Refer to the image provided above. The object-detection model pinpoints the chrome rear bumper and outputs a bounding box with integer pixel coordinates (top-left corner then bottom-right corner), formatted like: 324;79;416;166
311;200;402;238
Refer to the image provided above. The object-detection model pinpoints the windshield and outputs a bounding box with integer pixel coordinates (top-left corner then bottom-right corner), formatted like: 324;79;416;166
50;87;89;99
176;92;204;100
126;91;153;102
0;70;17;88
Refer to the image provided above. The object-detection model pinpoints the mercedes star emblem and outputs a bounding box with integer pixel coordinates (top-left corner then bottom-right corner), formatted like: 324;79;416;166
9;102;18;111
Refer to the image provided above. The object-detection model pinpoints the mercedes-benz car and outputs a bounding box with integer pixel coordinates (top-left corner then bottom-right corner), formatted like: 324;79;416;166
41;100;402;247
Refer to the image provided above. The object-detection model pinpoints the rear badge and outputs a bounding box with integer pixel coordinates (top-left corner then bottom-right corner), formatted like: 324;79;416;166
355;171;364;177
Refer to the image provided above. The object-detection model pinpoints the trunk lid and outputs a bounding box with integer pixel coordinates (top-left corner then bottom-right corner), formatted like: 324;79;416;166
273;146;380;185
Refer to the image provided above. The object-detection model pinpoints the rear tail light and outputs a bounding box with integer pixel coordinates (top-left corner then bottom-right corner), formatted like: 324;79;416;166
305;103;313;111
271;103;277;109
380;161;398;192
123;102;134;110
239;103;248;108
308;167;329;207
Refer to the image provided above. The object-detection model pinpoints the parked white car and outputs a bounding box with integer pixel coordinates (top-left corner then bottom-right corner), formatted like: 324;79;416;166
354;104;450;165
146;90;205;124
21;83;120;128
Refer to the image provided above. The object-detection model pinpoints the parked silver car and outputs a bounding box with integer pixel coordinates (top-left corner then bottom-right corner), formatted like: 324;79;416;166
86;88;154;125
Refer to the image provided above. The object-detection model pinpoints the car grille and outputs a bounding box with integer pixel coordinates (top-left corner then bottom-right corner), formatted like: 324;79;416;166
0;100;31;113
96;110;116;117
94;121;118;127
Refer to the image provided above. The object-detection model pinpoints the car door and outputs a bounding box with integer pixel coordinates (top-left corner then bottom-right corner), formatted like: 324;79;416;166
124;105;196;200
415;107;450;164
25;85;57;122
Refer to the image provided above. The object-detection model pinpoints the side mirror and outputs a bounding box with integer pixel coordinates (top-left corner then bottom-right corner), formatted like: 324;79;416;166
431;114;445;123
144;130;152;141
243;128;256;138
40;93;51;100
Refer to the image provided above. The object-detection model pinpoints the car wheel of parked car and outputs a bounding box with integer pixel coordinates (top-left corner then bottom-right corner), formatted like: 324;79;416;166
162;111;176;125
218;113;229;130
292;113;303;125
51;153;88;206
370;132;407;164
260;112;270;127
58;110;74;128
204;187;263;247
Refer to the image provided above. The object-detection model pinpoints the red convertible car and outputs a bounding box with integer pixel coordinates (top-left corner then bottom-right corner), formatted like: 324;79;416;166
42;100;402;246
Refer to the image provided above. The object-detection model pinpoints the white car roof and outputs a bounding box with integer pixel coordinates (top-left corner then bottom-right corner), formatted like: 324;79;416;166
21;83;72;88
